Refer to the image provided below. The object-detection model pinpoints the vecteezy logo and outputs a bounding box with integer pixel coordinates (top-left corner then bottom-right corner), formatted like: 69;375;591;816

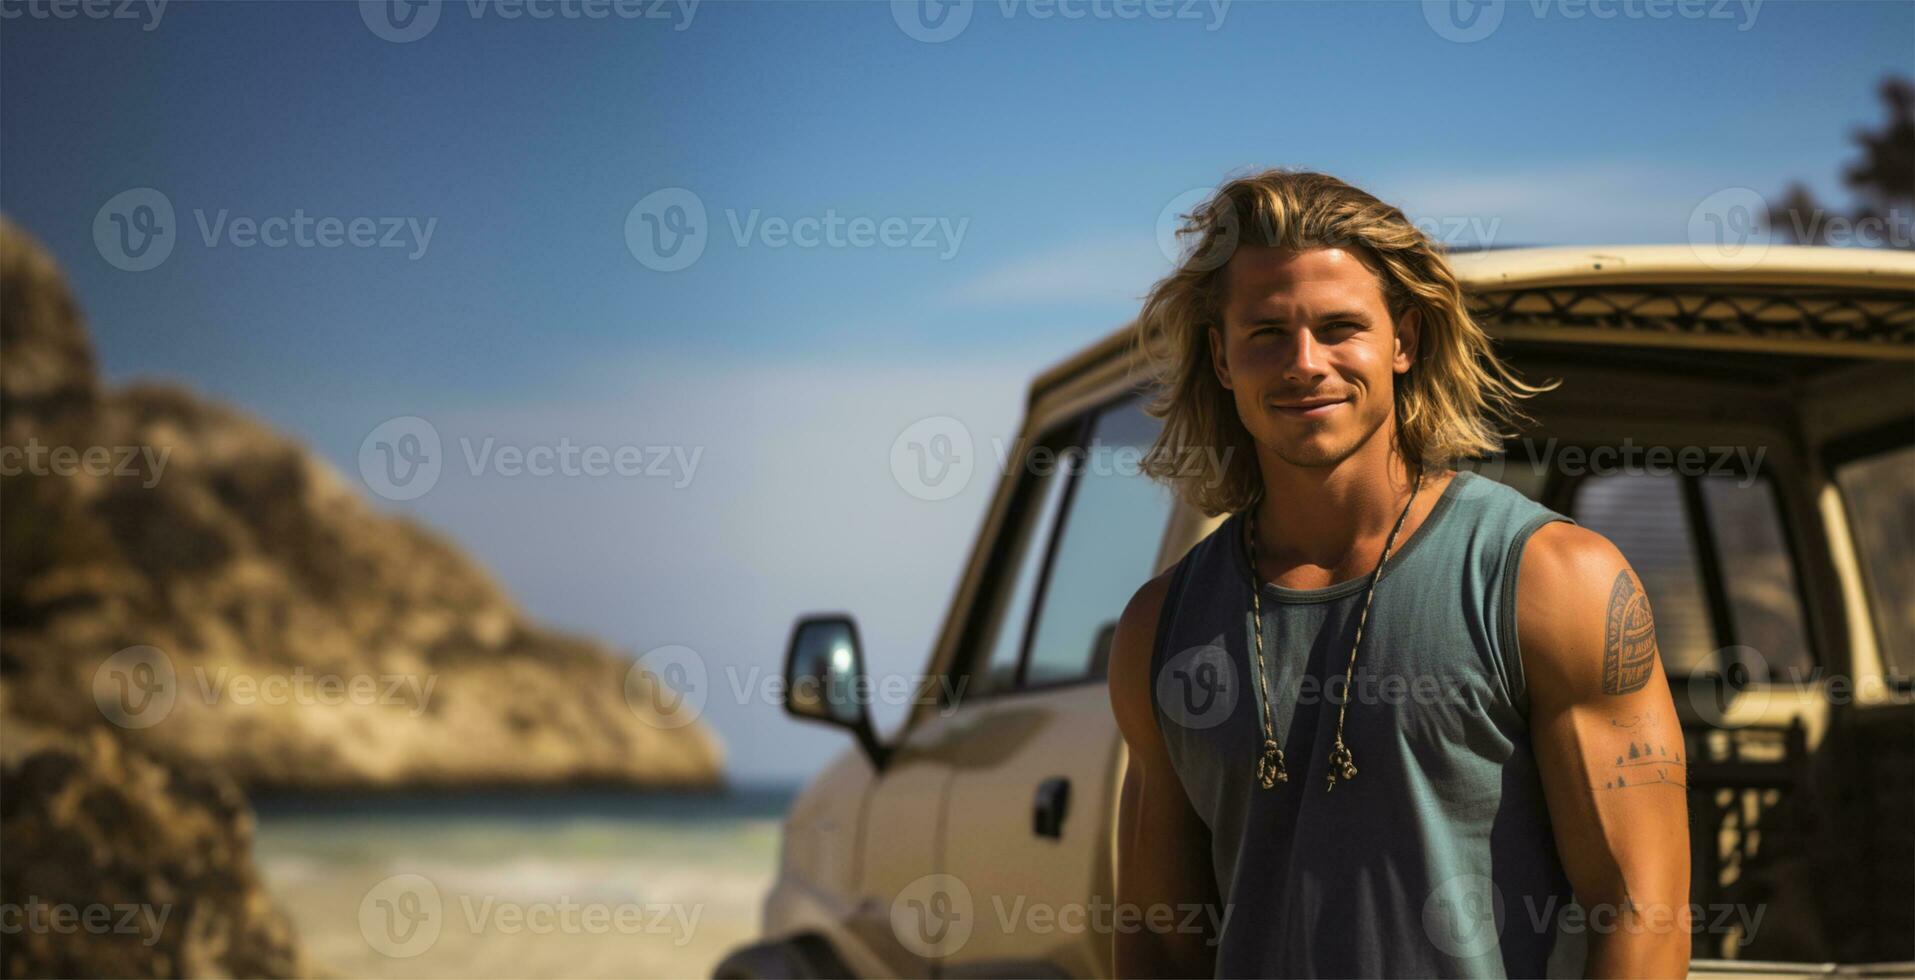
1688;186;1771;272
93;646;177;729
1422;0;1504;43
891;0;972;42
358;416;443;501
1157;635;1239;730
1156;187;1238;272
1685;644;1772;730
1422;873;1504;959
889;416;974;501
623;644;708;728
359;0;442;42
625;188;708;272
891;873;973;959
93;188;177;272
359;873;443;958
1443;452;1508;503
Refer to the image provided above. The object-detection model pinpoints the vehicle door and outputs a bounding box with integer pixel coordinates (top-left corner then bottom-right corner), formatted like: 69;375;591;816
850;400;1130;978
1798;359;1914;964
921;394;1175;979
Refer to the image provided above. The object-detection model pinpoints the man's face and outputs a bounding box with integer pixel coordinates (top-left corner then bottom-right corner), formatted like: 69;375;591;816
1206;245;1418;470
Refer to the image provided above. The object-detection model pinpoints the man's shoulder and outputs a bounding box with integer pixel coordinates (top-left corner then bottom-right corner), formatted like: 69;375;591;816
1446;466;1564;522
1439;469;1585;567
1113;566;1182;672
1519;519;1625;589
1513;502;1629;626
1108;565;1182;745
1112;510;1243;674
1181;509;1243;573
1514;519;1641;693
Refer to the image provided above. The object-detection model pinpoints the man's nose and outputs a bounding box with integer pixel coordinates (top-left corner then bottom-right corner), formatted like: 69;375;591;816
1282;327;1326;381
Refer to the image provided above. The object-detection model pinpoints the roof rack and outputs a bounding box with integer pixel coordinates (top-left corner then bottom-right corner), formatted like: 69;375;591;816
1469;281;1915;359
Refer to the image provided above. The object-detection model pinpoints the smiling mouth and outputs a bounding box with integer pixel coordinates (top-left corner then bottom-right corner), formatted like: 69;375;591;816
1273;398;1347;418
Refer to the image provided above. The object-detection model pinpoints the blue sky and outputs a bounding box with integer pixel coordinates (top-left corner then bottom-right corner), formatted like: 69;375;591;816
4;0;1909;782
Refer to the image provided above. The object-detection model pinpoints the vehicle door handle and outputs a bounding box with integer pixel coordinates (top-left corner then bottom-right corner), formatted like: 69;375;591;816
1033;776;1070;839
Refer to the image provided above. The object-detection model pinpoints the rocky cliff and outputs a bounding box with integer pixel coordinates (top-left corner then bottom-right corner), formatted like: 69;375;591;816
1;730;306;978
0;215;724;791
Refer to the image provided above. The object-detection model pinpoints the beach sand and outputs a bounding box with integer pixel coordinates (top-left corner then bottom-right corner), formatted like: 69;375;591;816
253;792;786;979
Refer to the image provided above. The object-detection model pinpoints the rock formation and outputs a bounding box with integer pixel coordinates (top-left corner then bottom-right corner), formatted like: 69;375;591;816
0;215;724;790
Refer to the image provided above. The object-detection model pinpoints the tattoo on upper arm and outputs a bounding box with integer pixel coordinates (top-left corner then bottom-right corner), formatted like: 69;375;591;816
1598;712;1687;791
1602;568;1657;695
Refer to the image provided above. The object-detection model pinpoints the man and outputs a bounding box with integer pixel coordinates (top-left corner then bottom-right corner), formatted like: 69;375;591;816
1108;170;1691;978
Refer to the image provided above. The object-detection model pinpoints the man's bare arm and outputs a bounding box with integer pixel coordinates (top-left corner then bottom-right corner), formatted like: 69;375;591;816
1108;569;1224;978
1518;522;1693;979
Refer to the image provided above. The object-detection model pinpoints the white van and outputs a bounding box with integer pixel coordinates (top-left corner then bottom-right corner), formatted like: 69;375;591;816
719;245;1915;980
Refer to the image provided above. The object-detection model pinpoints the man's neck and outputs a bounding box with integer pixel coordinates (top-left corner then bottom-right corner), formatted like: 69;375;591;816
1250;444;1442;587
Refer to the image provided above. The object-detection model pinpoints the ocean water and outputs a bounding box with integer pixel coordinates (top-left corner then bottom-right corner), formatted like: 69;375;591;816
252;786;797;979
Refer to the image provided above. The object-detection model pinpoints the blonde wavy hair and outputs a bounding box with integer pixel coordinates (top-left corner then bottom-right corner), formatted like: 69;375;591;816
1129;168;1558;517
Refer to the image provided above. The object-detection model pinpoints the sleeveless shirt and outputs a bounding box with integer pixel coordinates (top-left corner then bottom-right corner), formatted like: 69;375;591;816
1148;468;1590;978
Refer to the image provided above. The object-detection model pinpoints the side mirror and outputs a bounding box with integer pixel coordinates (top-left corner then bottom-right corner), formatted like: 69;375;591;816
783;614;889;771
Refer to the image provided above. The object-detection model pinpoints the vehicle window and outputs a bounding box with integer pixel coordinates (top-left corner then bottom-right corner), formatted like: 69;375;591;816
1020;397;1173;687
1571;471;1717;675
1572;466;1817;682
1700;475;1815;682
968;427;1076;698
1834;442;1915;682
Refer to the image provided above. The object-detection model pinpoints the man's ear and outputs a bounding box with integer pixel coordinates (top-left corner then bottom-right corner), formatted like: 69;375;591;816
1208;324;1233;391
1393;306;1421;375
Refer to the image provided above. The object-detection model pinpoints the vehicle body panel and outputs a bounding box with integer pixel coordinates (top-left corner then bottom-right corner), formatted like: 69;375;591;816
738;245;1915;980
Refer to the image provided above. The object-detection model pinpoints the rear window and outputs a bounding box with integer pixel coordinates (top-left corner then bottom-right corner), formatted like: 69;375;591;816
1571;472;1717;676
1569;467;1815;682
1834;442;1915;683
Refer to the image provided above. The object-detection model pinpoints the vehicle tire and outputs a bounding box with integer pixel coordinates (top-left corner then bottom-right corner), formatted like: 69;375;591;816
711;936;848;979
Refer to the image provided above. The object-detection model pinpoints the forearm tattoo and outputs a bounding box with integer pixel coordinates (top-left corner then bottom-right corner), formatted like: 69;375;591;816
1602;568;1657;695
1599;712;1687;791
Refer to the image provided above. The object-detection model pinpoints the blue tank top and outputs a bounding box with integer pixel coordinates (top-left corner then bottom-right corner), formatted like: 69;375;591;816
1148;469;1589;978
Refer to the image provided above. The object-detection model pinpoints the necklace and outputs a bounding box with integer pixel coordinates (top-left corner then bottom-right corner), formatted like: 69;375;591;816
1242;465;1423;792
